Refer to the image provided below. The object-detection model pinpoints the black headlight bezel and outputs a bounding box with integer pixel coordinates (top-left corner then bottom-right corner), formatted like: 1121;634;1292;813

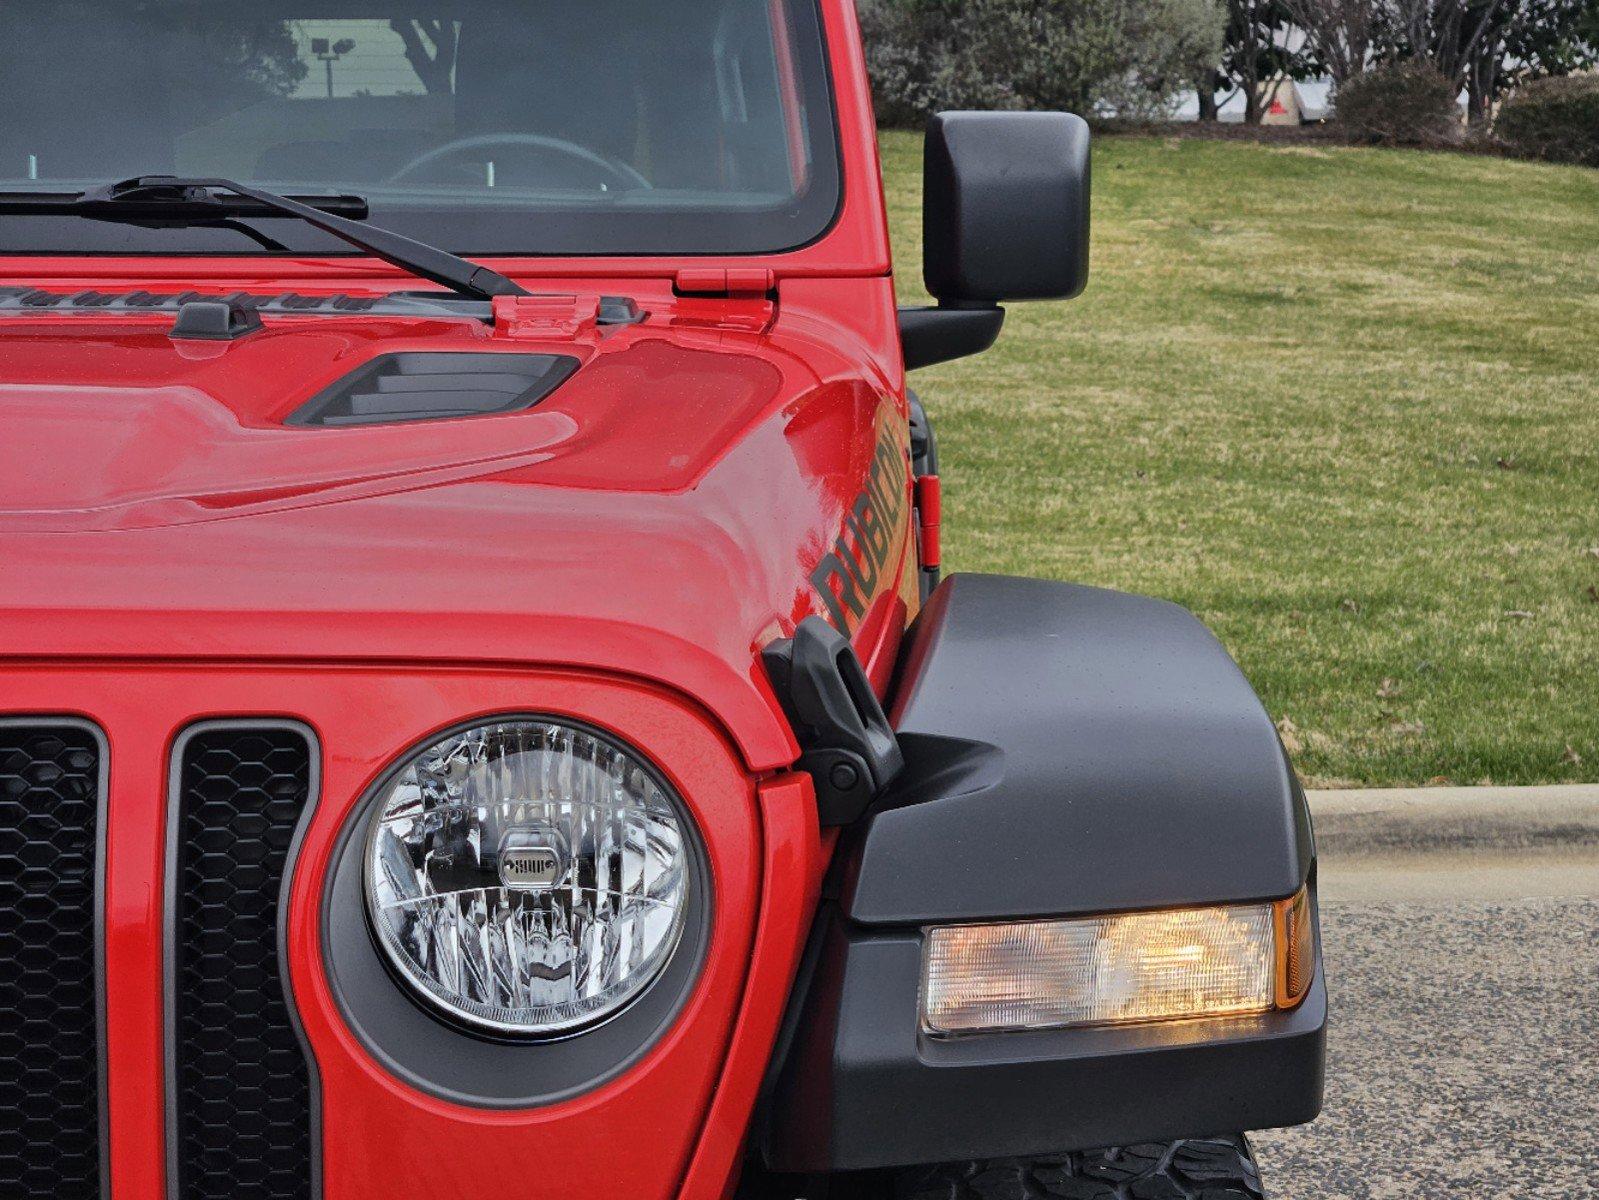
321;713;712;1109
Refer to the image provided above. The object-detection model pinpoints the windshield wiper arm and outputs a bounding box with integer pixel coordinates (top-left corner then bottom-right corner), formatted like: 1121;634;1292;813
0;176;529;303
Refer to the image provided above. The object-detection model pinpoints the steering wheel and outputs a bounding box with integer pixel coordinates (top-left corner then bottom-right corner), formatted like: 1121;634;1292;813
387;133;652;192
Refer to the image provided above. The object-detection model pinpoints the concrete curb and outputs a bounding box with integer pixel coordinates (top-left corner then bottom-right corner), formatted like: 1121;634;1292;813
1307;785;1599;857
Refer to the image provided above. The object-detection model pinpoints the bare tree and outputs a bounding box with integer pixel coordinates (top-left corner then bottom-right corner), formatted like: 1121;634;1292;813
1223;0;1304;122
389;19;457;95
1280;0;1375;84
1385;0;1507;86
1461;0;1598;122
1283;0;1597;122
1229;0;1267;121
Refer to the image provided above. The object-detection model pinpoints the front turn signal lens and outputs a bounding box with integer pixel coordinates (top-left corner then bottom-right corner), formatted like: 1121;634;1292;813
1276;884;1314;1008
921;888;1314;1037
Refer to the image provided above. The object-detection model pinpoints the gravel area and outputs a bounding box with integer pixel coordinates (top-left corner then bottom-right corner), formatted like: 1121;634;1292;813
1255;894;1599;1198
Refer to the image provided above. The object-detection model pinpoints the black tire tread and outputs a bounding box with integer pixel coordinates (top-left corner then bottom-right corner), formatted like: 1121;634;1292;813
893;1136;1264;1200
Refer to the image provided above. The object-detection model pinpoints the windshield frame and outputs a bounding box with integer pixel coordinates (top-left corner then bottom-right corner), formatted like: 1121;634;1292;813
0;0;845;261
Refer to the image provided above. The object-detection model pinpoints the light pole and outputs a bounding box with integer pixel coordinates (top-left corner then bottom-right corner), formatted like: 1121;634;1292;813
311;37;356;99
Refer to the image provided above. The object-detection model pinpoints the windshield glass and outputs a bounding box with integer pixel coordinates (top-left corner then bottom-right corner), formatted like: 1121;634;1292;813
0;0;839;257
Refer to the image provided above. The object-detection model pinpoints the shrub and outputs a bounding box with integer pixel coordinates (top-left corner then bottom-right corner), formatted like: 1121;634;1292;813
858;1;1015;127
859;0;1226;127
1496;74;1599;168
1336;60;1461;146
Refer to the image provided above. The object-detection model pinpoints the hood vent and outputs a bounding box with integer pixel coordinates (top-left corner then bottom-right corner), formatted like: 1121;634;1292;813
288;352;579;428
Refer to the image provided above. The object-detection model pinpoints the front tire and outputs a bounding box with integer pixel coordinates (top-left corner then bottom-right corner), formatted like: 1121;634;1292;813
893;1135;1265;1200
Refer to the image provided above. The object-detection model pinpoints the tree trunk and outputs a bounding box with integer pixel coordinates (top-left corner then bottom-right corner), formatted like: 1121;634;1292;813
1467;49;1501;127
1197;70;1221;121
1229;0;1264;123
390;19;457;96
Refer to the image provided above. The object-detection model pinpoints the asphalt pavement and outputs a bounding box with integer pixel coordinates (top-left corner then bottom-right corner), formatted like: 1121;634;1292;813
1252;803;1599;1200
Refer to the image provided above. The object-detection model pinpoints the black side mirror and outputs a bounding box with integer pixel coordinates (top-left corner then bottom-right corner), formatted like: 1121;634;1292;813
900;111;1091;370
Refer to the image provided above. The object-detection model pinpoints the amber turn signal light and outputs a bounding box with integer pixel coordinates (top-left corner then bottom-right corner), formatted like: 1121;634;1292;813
1275;884;1315;1009
921;887;1315;1037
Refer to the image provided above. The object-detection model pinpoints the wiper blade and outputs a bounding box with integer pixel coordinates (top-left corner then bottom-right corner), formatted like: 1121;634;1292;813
0;176;529;303
0;183;371;221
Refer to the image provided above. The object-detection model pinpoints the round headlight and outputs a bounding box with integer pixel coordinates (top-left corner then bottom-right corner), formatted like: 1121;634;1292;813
363;719;692;1037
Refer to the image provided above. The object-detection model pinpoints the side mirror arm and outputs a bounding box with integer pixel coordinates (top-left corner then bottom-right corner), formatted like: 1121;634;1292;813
897;304;1005;370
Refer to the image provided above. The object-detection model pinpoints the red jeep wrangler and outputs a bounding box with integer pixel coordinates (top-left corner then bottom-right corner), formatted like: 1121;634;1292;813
0;3;1324;1199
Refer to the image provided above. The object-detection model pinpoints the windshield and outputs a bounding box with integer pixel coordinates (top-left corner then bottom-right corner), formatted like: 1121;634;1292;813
0;0;839;257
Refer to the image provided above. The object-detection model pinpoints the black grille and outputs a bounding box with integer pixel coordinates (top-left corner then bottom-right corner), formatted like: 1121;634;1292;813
172;726;314;1200
0;723;103;1197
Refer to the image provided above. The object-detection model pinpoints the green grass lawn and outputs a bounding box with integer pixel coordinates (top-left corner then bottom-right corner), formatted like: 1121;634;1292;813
881;131;1599;787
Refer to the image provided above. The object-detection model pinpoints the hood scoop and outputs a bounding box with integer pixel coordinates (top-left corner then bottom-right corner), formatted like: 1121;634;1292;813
288;352;579;428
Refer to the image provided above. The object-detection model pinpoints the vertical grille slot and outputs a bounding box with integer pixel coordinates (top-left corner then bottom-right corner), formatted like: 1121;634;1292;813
170;725;315;1200
0;721;104;1197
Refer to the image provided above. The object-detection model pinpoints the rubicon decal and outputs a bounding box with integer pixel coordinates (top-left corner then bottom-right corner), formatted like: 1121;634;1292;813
810;413;910;632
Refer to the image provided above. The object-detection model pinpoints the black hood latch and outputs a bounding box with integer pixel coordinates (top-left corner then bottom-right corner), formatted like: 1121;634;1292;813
762;617;905;826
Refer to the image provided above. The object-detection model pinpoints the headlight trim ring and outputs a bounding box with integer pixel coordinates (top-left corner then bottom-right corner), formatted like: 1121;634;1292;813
321;713;712;1109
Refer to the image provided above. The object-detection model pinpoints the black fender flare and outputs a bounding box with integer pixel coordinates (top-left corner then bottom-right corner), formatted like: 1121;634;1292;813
847;573;1313;925
761;575;1324;1172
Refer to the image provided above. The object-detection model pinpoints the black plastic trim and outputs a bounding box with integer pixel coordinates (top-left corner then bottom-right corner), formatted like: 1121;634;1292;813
0;716;110;1200
163;720;323;1200
898;305;1005;370
763;618;905;825
320;714;712;1109
764;898;1326;1172
846;575;1314;925
759;573;1326;1172
907;392;939;479
169;299;263;342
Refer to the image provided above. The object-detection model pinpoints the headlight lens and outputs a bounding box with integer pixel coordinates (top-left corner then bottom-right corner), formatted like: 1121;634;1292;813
363;719;692;1037
921;890;1313;1037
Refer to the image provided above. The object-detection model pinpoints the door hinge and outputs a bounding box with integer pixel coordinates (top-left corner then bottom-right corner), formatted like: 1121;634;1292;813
669;269;776;334
915;474;942;571
673;267;776;298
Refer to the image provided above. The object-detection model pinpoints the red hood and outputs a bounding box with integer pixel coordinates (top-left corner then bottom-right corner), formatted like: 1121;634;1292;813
0;306;781;530
0;286;911;769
